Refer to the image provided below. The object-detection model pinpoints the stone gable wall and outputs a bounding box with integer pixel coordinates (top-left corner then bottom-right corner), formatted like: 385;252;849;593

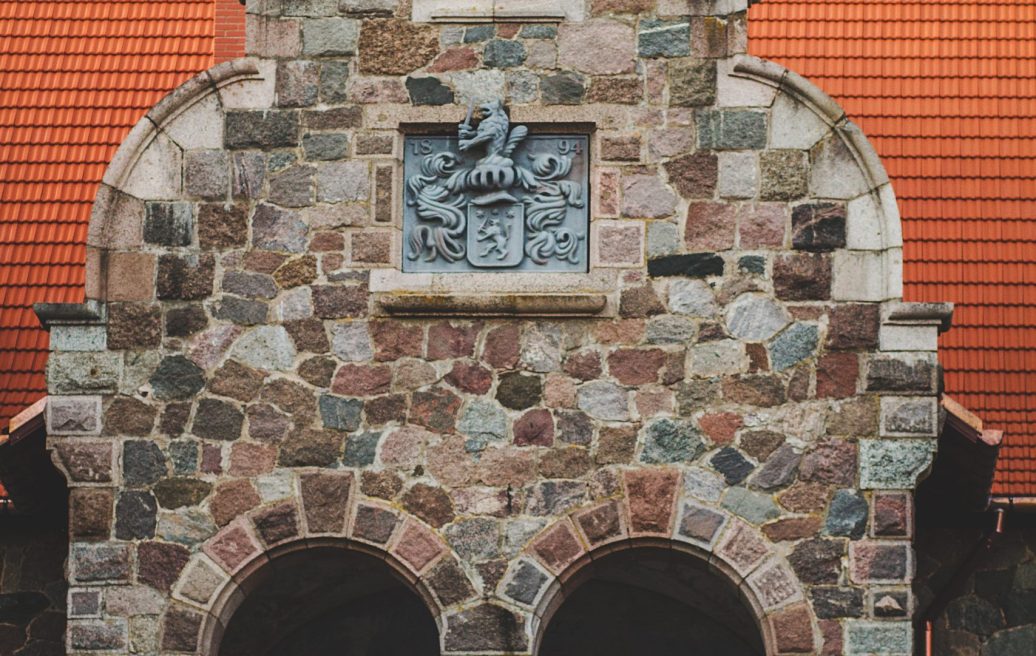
43;0;948;653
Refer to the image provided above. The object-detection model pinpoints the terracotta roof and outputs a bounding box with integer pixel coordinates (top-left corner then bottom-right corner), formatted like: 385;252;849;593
1;1;1033;498
0;1;215;425
750;0;1036;497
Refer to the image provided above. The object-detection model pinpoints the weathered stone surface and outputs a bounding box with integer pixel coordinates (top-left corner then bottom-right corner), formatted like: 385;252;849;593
620;283;666;317
789;538;843;584
669;58;716;106
859;439;935;489
138;542;190;592
496;372;543;410
191;398;244;441
123;441;166;487
503;561;548;606
513;409;554;447
144;202;192;246
866;356;935;392
279;428;344;467
71;488;114;539
607;348;665;385
312;284;368;318
457;399;507;448
225;110;300;150
104;396;157;436
114;491;157;540
578;381;629;421
873;493;910;537
698;109;767;150
774;253;832;301
825;489;869;539
685;201;736;252
760;150;809;201
641;418;704;464
639;18;690;57
750;443;800;491
446;518;499;561
648;253;725;278
73;543;130;582
210;480;261;527
769;323;819;371
410;386;462;433
154;478;212;509
661;150;716;199
198;204;248;250
626;468;679;534
711;447;755;486
343;431;381;467
558;19;635;75
844;621;912;656
252;503;299;546
444;604;528;653
721;297;788;345
622;174;677;218
793;202;847;251
401;484;454;529
406;76;455;105
358;18;437;74
48;352;121;394
800;439;857;487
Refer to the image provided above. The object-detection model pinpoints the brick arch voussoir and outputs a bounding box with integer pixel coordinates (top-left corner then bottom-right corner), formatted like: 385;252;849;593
159;484;479;655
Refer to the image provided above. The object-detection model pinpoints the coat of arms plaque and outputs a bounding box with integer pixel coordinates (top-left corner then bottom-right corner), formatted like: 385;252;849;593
403;100;590;273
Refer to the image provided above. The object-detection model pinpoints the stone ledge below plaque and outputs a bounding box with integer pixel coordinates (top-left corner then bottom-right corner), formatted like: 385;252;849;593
375;293;608;318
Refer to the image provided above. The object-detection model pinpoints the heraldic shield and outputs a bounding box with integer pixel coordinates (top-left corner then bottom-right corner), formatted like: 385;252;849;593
468;200;525;268
402;99;589;273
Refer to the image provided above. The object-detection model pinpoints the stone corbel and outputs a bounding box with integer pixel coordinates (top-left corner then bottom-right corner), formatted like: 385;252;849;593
879;302;954;353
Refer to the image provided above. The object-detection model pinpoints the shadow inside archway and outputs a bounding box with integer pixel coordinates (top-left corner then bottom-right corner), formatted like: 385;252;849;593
218;547;440;656
539;547;765;656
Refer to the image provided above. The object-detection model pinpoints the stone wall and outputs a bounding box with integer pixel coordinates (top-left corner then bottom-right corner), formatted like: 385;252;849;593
0;515;68;656
42;0;950;653
916;523;1036;656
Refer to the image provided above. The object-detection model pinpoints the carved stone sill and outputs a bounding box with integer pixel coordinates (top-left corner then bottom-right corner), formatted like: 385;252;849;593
374;294;608;317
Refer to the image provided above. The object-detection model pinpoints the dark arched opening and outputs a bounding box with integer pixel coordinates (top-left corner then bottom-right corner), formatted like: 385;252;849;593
218;546;440;656
539;547;766;656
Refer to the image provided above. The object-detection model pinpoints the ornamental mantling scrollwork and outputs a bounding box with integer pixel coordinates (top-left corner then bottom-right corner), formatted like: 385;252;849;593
403;100;589;272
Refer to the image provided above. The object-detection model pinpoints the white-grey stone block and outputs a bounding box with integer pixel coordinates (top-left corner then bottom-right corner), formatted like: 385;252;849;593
718;151;759;199
47;396;103;435
880;397;938;437
50;325;107;352
879;324;939;352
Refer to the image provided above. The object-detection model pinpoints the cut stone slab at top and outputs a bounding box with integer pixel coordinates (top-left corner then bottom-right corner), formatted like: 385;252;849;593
412;0;586;22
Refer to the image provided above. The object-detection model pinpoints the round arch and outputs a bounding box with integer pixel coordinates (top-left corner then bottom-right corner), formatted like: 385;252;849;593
157;488;482;656
535;541;768;656
505;468;818;656
212;540;441;656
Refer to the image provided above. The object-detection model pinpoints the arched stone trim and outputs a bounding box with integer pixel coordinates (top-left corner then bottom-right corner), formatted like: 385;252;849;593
158;482;480;655
84;58;269;302
497;467;816;656
729;53;905;303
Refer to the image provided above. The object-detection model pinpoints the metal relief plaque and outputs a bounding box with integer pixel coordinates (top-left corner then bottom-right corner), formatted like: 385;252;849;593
403;101;589;273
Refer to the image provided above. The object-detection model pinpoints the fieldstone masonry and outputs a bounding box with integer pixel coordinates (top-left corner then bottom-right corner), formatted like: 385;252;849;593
38;0;954;654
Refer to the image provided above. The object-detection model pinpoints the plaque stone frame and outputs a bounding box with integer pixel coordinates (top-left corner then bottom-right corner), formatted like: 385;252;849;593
402;100;591;274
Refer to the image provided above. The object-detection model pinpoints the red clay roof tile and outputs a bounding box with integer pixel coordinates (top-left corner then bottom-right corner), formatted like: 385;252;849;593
751;0;1036;496
0;0;215;431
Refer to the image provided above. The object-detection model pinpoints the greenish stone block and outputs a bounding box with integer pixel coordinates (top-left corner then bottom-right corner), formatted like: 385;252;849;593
721;486;779;525
302;18;359;56
845;621;912;655
698;109;768;150
859;439;936;490
639;19;691;58
50;325;107;352
769;322;819;371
